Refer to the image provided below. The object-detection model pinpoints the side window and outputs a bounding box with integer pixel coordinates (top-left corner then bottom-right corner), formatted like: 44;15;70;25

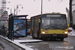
36;19;39;26
35;19;37;26
32;18;34;27
35;18;39;27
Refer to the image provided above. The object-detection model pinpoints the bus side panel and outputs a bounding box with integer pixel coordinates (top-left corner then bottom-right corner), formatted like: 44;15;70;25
34;17;41;38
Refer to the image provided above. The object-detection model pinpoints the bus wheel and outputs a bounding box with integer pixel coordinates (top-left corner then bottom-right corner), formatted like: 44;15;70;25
41;38;47;40
32;36;35;39
60;38;64;41
32;34;35;39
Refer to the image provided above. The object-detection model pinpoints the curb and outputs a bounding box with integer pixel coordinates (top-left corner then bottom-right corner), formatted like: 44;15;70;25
0;35;33;50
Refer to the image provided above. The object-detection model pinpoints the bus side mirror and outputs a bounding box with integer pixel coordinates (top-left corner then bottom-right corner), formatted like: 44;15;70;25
38;19;40;23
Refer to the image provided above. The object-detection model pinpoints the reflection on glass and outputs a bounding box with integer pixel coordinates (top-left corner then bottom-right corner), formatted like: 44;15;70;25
42;17;67;29
27;21;30;29
14;20;26;36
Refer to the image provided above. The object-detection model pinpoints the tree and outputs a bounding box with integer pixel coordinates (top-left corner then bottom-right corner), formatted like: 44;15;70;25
61;0;73;27
69;0;73;27
34;0;73;27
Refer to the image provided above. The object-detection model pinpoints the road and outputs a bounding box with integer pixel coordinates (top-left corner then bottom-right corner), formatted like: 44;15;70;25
19;36;75;50
0;36;24;50
0;43;4;50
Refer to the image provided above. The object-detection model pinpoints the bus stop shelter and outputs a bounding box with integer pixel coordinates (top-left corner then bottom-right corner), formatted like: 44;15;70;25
8;15;28;40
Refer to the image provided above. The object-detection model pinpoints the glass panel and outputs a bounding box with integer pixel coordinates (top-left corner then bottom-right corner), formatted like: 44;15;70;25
13;19;26;36
27;21;30;29
42;18;51;29
42;17;67;29
32;18;34;27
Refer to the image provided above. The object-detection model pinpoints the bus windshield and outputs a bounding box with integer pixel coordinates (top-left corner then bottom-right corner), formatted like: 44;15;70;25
42;17;67;29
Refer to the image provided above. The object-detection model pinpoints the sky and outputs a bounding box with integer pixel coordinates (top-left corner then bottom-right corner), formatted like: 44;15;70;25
6;0;69;19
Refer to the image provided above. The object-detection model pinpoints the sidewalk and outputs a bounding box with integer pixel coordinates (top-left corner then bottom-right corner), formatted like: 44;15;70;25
68;27;75;36
0;35;34;50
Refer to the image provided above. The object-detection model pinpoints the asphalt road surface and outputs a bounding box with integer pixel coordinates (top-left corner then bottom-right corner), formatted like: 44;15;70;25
0;37;24;50
0;44;4;50
20;36;75;50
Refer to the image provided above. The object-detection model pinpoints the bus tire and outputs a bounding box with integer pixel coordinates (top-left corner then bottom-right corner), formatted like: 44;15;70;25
32;33;34;38
60;38;64;41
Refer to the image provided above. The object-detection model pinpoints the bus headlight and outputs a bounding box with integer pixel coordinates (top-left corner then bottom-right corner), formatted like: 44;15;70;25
42;32;45;34
64;31;68;34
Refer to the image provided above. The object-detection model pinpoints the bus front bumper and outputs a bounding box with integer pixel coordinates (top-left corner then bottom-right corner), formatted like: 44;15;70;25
40;34;68;38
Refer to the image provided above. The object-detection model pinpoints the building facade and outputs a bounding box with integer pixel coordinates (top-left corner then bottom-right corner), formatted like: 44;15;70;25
72;0;75;23
0;0;7;17
0;9;3;17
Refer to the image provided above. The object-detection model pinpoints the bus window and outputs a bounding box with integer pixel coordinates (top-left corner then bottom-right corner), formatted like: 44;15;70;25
42;17;67;29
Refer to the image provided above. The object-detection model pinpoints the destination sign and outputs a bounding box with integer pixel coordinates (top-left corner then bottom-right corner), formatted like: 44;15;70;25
46;15;61;17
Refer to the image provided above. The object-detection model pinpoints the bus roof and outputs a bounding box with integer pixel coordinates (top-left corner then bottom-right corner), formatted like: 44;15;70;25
30;13;66;18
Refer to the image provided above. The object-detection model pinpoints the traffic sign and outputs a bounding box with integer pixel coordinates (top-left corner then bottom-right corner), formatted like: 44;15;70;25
4;11;8;14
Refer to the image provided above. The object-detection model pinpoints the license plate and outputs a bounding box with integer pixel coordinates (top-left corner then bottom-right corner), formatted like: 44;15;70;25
53;35;57;36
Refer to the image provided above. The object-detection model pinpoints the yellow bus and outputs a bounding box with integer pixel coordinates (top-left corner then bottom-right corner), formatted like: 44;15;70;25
30;13;69;41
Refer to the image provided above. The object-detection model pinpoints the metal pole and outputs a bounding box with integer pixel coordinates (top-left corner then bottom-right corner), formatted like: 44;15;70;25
16;5;18;15
14;7;15;15
16;4;23;15
41;0;43;14
5;18;6;37
10;9;12;14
